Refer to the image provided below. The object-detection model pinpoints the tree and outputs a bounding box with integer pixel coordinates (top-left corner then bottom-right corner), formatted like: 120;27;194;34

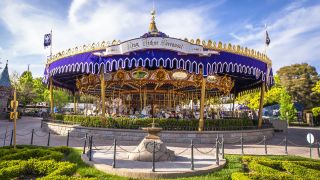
17;71;37;107
33;77;46;103
9;71;20;88
277;63;320;110
44;89;71;111
312;80;320;93
311;80;320;117
236;75;296;121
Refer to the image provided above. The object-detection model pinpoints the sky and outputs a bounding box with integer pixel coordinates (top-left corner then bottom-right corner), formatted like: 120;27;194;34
0;0;320;77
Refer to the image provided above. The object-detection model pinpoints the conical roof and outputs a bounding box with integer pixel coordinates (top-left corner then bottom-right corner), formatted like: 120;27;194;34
0;61;11;87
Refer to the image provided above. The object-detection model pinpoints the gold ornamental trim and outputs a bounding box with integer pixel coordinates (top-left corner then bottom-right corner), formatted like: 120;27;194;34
46;39;272;66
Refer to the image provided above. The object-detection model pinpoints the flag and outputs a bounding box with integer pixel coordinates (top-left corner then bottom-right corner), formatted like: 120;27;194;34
44;33;52;48
265;31;271;46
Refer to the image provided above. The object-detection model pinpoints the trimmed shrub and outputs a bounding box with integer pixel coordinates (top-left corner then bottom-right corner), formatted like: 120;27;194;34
231;172;250;180
282;161;320;179
248;160;282;174
52;114;255;130
0;159;77;179
238;156;320;180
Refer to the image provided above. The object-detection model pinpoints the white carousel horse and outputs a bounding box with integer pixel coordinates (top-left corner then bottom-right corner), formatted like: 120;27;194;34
129;107;134;115
141;105;152;117
178;113;184;119
175;105;181;113
193;111;200;119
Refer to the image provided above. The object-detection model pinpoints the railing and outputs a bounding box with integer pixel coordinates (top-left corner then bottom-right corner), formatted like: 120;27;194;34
1;127;319;172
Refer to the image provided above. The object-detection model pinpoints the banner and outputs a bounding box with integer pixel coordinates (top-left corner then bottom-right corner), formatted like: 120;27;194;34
101;37;219;56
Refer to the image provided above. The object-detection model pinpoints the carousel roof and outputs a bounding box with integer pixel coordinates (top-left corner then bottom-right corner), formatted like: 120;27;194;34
43;10;273;95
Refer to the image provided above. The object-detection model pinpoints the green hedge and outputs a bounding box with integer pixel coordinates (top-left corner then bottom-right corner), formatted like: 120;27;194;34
52;114;255;130
233;156;320;180
231;172;250;180
0;146;91;180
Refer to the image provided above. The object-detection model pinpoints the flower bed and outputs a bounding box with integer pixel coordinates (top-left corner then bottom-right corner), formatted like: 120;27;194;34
52;114;255;130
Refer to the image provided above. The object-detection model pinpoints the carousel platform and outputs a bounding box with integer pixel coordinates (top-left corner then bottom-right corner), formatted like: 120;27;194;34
82;148;226;179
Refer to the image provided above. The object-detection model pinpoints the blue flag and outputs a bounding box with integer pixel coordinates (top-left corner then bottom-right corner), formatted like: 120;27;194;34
265;31;271;46
44;33;52;48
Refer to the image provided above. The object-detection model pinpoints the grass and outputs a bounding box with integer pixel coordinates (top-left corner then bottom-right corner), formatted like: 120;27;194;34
165;155;243;180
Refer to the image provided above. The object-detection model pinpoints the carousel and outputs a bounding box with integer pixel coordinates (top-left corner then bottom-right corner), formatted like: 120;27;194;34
44;10;273;131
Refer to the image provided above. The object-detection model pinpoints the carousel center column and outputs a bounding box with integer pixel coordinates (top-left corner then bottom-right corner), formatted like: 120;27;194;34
198;75;206;131
100;71;106;125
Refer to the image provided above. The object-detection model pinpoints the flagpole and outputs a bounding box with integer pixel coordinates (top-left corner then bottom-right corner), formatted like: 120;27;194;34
264;24;267;55
50;29;53;58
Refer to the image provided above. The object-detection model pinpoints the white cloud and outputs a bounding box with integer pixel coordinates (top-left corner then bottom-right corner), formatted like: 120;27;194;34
0;0;217;77
230;2;320;71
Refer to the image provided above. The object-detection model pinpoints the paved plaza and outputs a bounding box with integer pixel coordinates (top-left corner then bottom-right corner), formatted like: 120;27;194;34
0;116;319;159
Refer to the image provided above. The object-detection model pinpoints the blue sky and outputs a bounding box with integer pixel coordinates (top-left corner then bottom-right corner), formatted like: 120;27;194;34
0;0;320;77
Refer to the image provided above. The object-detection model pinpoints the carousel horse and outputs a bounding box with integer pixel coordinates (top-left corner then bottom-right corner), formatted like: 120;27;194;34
141;105;152;117
175;105;181;113
193;111;200;119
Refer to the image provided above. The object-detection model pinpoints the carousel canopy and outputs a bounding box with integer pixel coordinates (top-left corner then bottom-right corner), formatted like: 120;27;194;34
43;10;273;96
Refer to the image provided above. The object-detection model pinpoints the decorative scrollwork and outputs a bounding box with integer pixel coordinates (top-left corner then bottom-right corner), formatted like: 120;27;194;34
76;67;234;95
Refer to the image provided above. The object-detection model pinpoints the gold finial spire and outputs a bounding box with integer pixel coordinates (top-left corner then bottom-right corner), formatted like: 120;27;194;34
149;3;158;34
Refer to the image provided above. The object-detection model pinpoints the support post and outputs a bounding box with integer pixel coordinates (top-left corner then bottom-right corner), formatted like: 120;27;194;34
264;136;267;155
112;139;117;168
241;133;244;155
10;130;13;146
100;71;106;126
152;141;156;172
30;129;34;145
309;142;312;159
73;92;77;114
191;139;194;170
198;75;206;131
3;127;7;146
216;136;219;165
221;135;225;159
285;136;288;155
317;141;319;158
66;131;70;146
89;136;93;161
47;132;51;147
50;76;54;120
258;82;266;128
83;133;87;154
13;88;17;148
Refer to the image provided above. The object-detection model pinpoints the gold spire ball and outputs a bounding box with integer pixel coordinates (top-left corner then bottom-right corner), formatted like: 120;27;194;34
149;9;159;34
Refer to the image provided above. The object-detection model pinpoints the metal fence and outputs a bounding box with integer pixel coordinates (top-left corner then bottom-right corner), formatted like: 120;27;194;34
1;128;319;172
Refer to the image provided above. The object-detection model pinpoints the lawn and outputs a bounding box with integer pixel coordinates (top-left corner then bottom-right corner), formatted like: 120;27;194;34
0;145;319;179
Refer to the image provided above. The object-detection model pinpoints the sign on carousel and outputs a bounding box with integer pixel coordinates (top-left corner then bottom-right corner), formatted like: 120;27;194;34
98;37;219;57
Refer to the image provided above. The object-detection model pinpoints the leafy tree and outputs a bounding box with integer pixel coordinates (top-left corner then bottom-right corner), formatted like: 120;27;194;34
311;80;320;117
17;71;37;107
279;89;297;121
312;80;320;93
79;94;96;103
236;76;296;121
33;77;47;103
9;71;20;88
44;89;71;111
277;63;320;109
